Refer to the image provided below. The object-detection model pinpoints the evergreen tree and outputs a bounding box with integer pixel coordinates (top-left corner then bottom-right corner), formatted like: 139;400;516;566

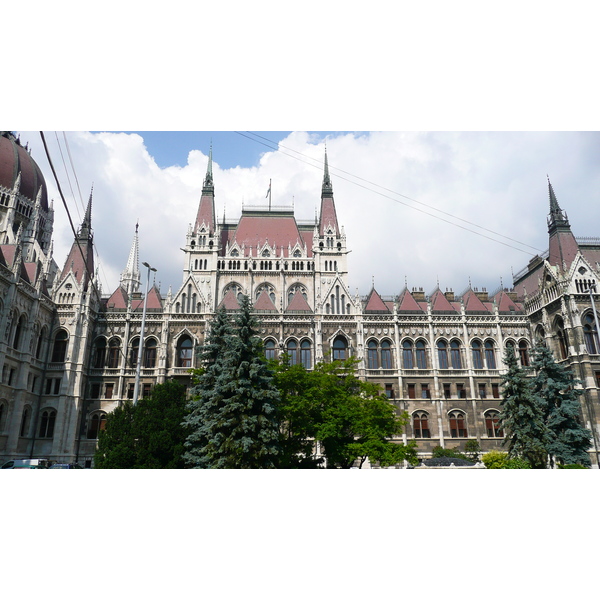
133;380;189;468
184;296;281;468
94;401;137;468
183;306;233;468
531;344;592;467
498;347;549;469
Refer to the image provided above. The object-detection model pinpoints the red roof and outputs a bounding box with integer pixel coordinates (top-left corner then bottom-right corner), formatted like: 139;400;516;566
106;286;128;309
548;229;580;270
23;262;37;284
194;192;215;234
364;288;390;313
0;244;16;268
397;289;424;312
430;290;458;313
462;290;491;313
286;291;312;312
132;286;163;310
319;197;339;236
61;239;94;287
494;290;523;313
254;290;278;311
218;288;240;310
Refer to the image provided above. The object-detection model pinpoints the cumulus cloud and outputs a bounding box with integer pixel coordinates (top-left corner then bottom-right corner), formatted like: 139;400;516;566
20;131;600;300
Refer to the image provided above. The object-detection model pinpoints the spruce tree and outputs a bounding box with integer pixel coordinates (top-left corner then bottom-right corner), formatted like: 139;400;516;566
498;347;549;469
531;344;592;467
184;297;281;468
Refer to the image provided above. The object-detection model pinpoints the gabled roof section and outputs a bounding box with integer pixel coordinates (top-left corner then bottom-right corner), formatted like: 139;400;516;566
106;286;129;310
430;289;458;313
285;291;313;313
194;147;216;234
364;288;391;314
254;290;278;312
0;244;16;268
546;179;579;270
462;289;492;313
494;290;523;314
132;285;163;311
218;288;241;310
23;262;38;284
397;288;425;313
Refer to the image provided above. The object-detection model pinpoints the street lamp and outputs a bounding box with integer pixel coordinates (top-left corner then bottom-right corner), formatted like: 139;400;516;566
133;261;157;405
589;282;600;354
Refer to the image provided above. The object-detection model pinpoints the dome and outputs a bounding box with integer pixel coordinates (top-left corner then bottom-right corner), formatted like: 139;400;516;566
0;132;48;212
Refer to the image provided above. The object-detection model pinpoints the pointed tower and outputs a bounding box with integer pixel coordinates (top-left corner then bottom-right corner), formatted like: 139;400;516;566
120;222;141;295
194;145;216;235
318;145;340;237
59;187;95;290
546;178;579;270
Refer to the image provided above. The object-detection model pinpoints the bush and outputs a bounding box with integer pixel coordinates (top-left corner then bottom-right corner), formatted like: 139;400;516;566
482;450;531;469
557;463;588;469
432;446;468;460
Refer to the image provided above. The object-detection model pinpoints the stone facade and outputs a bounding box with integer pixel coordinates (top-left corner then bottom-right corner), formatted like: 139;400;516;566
1;133;599;467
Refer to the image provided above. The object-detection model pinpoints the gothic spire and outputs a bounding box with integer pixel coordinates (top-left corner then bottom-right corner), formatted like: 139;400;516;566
547;176;570;233
322;144;333;196
203;144;214;190
120;222;141;295
79;185;93;239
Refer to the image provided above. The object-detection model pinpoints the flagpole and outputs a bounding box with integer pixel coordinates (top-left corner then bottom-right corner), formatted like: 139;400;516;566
269;178;271;211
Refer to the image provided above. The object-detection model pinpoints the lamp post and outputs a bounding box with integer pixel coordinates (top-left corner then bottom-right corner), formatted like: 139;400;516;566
133;261;156;406
589;282;600;354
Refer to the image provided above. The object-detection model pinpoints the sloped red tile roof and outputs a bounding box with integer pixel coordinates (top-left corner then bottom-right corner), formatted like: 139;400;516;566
462;290;491;313
0;244;16;268
106;286;129;309
319;197;339;236
61;239;94;286
194;192;215;234
548;230;580;269
254;290;278;311
397;289;425;312
132;286;163;310
430;289;458;312
23;262;37;284
218;288;240;310
285;291;312;312
364;288;391;313
494;290;523;313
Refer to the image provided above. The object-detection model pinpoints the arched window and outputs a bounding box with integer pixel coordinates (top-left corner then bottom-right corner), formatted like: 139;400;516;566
583;313;599;355
449;410;467;438
177;336;193;368
471;340;483;369
555;318;568;359
413;411;431;438
381;340;392;369
287;340;299;366
402;340;414;369
20;407;31;437
518;341;530;367
51;330;68;363
36;326;46;359
367;340;379;369
129;337;140;368
144;339;157;368
264;339;276;361
0;401;6;433
107;338;121;369
450;340;462;369
484;340;496;369
38;409;57;438
93;337;107;368
535;326;546;346
12;314;26;350
437;340;448;369
332;337;347;361
301;340;311;369
87;413;107;439
416;340;427;369
485;410;503;438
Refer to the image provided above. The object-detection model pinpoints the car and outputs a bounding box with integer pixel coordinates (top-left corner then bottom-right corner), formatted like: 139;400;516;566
1;459;49;469
49;463;83;469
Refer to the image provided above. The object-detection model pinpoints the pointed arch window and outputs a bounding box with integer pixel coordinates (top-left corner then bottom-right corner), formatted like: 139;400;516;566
264;339;277;361
413;411;431;438
12;314;26;350
437;340;449;369
583;313;599;355
555;318;568;359
367;340;378;369
38;409;57;438
449;410;467;438
485;410;503;438
450;340;462;369
332;337;347;361
107;338;121;369
20;407;31;437
129;337;140;368
286;340;299;366
144;338;157;368
402;340;414;369
518;341;530;367
416;340;427;369
87;412;107;439
471;340;483;370
177;336;193;368
51;330;69;363
484;340;496;369
93;338;107;368
301;340;312;369
36;327;47;360
381;340;392;369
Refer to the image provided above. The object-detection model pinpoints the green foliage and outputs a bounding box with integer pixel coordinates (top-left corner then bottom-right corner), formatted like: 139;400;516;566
94;401;137;468
498;347;549;468
184;296;281;468
530;344;592;467
557;463;588;469
464;439;481;463
94;381;190;469
274;357;417;468
431;446;468;461
481;450;531;469
133;380;189;468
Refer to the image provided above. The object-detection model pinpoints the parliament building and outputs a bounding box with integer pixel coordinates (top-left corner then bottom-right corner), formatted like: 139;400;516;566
1;131;599;467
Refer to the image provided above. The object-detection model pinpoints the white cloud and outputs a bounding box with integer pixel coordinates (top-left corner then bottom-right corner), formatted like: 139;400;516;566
20;131;600;300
